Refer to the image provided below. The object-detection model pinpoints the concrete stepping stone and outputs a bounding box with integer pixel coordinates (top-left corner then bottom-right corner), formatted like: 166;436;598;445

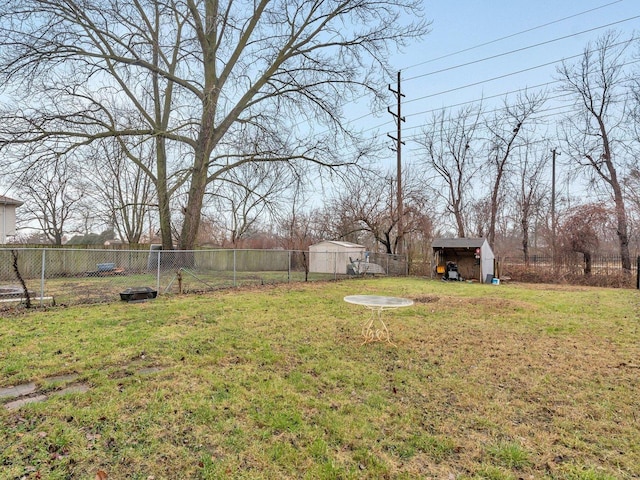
2;377;91;410
54;383;90;395
4;394;48;410
0;383;37;399
44;374;79;383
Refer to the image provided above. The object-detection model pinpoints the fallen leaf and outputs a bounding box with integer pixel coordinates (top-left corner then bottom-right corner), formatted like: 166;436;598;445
96;470;108;480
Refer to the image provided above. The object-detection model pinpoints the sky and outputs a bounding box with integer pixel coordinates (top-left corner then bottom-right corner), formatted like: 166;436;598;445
350;0;640;173
4;0;638;229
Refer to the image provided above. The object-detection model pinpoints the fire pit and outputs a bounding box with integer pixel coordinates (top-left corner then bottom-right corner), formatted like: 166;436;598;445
120;287;157;302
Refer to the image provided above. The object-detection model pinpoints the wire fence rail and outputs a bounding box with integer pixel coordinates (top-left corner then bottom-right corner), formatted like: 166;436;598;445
0;248;408;309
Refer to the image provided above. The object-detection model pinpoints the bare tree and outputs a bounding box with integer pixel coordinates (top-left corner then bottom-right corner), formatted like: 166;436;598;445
467;197;491;238
509;144;549;264
329;173;396;252
623;168;640;252
484;92;546;248
557;31;634;273
626;65;640;253
207;161;290;246
275;180;324;280
0;0;428;250
418;105;483;237
13;158;83;244
86;138;156;244
328;166;432;254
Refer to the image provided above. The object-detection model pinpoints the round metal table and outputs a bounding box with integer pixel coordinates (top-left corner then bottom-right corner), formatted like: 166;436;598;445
344;295;414;345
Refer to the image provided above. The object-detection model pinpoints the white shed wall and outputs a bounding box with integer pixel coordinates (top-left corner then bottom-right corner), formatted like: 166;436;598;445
480;240;495;282
309;241;365;274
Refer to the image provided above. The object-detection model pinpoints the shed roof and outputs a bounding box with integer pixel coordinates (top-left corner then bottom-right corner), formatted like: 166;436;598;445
0;195;23;206
432;238;487;249
311;240;364;249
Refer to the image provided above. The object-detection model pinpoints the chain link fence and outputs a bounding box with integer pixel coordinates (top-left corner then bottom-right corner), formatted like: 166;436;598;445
0;247;407;309
499;253;639;288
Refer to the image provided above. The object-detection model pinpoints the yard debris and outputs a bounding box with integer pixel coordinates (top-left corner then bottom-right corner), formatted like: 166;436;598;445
614;362;640;369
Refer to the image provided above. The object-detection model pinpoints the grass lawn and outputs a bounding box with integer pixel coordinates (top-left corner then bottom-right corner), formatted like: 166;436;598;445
1;277;639;479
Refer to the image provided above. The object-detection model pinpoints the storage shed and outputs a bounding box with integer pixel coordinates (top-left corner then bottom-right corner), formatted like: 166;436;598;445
0;195;23;244
309;241;366;274
432;238;495;283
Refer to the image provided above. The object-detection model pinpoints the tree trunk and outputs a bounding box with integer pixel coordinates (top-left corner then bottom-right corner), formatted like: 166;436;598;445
612;181;631;273
156;188;173;250
488;180;500;246
453;198;466;238
155;138;174;250
584;251;592;276
179;150;209;250
521;218;529;266
600;119;631;273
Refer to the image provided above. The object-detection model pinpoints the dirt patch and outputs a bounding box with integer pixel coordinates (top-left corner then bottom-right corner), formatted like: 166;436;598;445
464;296;533;312
413;295;440;304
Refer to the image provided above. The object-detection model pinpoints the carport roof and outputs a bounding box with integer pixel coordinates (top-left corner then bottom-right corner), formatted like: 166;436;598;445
432;238;487;249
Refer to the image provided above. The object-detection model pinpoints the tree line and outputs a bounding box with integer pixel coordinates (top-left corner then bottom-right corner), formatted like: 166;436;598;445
0;3;638;274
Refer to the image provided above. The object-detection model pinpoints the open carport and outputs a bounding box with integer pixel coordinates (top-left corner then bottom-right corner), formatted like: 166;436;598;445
432;237;495;283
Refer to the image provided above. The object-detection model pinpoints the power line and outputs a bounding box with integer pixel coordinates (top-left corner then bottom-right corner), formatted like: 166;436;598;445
403;15;640;82
354;80;566;135
404;73;638;125
404;38;638;107
347;46;639;142
291;5;639;162
400;0;625;73
365;84;635;147
311;3;633;131
342;36;637;134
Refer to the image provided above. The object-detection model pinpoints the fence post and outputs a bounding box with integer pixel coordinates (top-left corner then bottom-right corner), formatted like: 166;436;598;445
40;248;46;306
637;256;639;290
288;250;291;282
156;250;161;293
233;250;237;287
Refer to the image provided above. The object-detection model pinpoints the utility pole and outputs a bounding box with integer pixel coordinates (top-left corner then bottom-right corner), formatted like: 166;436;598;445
551;147;560;264
388;71;405;255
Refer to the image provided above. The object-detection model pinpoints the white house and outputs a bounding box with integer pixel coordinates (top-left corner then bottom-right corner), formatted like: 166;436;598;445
309;240;366;274
0;195;23;244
